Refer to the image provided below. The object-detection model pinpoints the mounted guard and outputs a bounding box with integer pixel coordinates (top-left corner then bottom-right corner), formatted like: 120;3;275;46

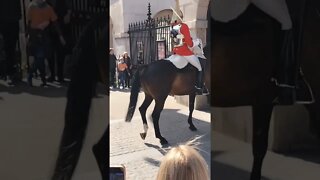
167;0;208;95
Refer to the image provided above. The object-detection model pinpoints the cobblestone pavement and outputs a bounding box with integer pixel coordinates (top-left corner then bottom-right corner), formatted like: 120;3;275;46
110;90;211;180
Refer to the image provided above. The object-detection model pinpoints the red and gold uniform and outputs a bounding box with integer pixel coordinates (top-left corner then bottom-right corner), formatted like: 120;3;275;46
168;21;202;71
172;23;194;56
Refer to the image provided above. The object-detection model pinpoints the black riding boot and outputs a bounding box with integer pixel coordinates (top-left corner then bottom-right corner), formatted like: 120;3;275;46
295;68;314;103
273;29;296;105
195;71;203;95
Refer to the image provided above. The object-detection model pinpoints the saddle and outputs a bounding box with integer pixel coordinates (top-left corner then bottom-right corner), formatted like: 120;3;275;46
176;63;198;74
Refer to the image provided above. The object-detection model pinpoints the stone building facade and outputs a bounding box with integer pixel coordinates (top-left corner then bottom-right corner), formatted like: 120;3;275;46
110;0;210;57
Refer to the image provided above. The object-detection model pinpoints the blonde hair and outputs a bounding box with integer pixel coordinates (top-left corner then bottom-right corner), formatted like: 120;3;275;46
156;138;209;180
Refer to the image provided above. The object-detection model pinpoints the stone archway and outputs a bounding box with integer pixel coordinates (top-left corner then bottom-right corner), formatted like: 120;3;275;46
153;9;173;20
180;0;210;45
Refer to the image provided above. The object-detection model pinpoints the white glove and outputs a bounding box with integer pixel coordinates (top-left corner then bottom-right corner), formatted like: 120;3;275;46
176;34;184;39
192;39;200;48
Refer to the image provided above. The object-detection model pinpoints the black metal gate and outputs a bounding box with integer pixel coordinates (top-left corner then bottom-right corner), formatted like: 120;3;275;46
21;0;108;76
128;3;172;65
70;0;108;46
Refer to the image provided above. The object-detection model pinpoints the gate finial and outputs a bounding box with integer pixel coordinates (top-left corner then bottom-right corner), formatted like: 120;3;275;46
147;3;152;22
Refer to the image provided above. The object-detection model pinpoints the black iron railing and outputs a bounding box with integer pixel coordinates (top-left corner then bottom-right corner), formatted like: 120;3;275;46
70;0;108;46
128;3;172;66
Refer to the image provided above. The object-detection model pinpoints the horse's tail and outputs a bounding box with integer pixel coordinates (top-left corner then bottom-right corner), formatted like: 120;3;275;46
125;66;142;122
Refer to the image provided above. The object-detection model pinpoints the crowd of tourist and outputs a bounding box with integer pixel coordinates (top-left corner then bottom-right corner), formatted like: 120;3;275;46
0;0;72;87
109;48;133;90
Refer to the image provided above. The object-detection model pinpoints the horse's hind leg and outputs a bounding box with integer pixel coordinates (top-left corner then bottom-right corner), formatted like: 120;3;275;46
152;99;168;145
250;104;273;180
188;93;197;131
92;128;108;180
139;94;153;140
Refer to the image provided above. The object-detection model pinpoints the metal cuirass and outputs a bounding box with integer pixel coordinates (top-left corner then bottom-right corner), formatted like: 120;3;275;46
171;24;184;47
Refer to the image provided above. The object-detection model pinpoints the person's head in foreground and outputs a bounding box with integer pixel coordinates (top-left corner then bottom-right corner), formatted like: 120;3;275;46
156;138;209;180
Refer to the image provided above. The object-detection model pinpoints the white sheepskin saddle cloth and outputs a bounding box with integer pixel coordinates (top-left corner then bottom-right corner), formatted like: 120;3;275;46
166;38;206;69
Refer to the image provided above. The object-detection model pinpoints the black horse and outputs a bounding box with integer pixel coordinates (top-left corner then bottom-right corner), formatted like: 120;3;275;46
125;55;210;145
212;0;320;180
51;15;108;180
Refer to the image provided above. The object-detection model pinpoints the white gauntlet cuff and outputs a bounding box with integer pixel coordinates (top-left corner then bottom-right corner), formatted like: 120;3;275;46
176;34;184;39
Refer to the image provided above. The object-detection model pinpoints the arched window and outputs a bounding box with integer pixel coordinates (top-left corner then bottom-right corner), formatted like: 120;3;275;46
153;9;173;20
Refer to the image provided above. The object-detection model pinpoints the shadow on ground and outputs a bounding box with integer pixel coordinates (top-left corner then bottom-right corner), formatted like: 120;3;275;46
212;132;320;180
0;80;106;98
280;147;320;164
212;160;271;180
140;108;211;166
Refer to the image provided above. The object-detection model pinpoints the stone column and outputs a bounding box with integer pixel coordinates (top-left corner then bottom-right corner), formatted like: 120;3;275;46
113;33;130;56
19;0;30;77
110;19;114;48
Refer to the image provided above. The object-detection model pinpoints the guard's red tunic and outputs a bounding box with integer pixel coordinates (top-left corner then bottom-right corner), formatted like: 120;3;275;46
172;23;194;56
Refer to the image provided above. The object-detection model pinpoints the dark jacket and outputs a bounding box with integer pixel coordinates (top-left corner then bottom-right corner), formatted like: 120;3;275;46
46;0;72;21
124;56;132;70
47;0;73;53
109;54;117;71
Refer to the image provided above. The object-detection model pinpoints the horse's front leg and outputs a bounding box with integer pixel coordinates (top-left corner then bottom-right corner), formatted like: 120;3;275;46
188;93;197;131
152;99;168;145
250;104;273;180
139;94;153;140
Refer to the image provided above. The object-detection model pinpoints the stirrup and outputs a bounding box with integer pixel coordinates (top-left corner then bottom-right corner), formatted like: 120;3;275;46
202;86;210;95
195;86;202;95
295;75;315;104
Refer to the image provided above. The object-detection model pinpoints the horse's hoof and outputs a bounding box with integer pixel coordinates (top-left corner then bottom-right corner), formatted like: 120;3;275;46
140;133;147;140
189;126;197;131
160;138;168;145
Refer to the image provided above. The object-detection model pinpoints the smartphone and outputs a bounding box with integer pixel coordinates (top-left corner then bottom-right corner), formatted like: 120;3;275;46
110;165;126;180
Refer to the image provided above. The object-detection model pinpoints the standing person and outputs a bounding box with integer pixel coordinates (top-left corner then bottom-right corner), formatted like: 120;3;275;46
0;0;21;85
109;48;117;89
26;0;66;86
117;58;128;89
123;52;132;89
47;0;72;83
